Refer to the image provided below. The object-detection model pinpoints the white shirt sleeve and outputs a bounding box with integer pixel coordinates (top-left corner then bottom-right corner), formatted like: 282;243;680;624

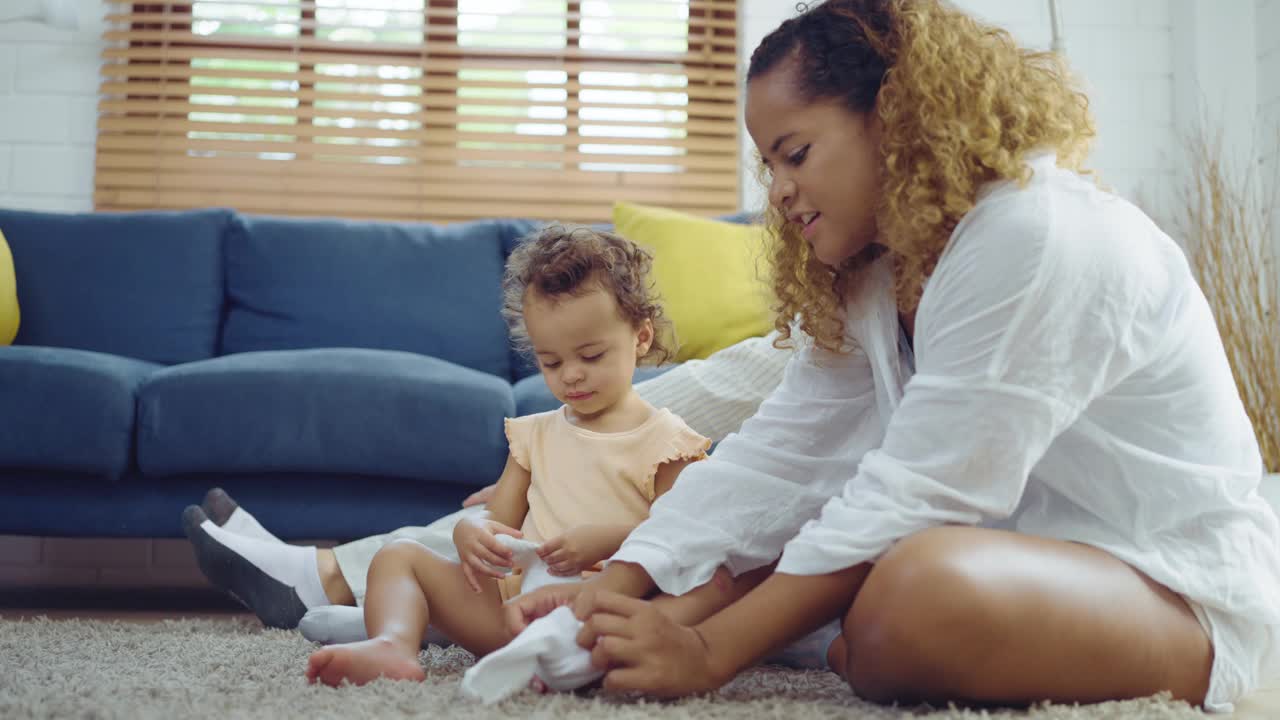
614;337;882;596
634;330;791;443
777;184;1150;575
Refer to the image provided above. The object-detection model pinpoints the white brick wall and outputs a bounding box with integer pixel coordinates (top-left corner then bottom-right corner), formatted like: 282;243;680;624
0;0;105;213
740;0;1181;223
0;145;11;194
1259;0;1280;259
0;0;1253;226
1260;0;1280;164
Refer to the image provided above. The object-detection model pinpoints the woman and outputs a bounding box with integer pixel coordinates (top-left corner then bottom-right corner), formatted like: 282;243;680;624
505;0;1280;711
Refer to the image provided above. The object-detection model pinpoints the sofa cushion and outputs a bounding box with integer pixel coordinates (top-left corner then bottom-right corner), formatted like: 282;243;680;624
499;218;553;258
502;214;758;381
223;215;514;380
0;346;160;479
0;208;230;364
0;230;17;345
612;202;773;362
513;365;675;417
136;348;514;487
497;218;546;382
0;471;473;538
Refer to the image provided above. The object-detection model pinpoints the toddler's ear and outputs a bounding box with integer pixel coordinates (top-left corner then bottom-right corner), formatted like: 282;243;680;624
635;318;655;357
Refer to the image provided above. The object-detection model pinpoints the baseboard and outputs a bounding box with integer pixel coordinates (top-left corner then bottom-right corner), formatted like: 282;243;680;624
0;535;337;592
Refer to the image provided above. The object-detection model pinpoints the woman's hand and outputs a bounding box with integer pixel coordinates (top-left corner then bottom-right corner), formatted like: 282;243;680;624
538;524;628;576
574;591;730;697
452;515;522;593
503;581;586;635
505;561;658;635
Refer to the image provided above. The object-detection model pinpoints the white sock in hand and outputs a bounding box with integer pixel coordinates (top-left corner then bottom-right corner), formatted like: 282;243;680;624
461;606;600;704
493;534;561;595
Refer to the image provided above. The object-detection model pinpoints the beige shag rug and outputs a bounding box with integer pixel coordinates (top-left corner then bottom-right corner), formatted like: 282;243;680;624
0;615;1206;719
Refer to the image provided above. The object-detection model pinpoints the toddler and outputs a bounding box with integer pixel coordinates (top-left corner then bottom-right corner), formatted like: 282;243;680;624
304;225;710;688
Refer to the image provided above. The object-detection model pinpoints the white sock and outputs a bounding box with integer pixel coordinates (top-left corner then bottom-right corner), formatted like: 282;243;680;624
461;606;600;704
493;534;562;595
298;605;452;648
766;619;842;670
200;520;330;608
298;606;369;645
222;507;283;544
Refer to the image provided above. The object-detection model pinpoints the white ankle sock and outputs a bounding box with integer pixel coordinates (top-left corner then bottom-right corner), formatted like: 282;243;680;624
298;605;369;645
766;619;842;670
222;507;283;544
200;520;330;608
299;605;451;648
461;606;600;704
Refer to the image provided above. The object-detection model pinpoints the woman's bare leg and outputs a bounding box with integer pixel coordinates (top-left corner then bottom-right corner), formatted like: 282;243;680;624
306;540;510;687
840;526;1212;707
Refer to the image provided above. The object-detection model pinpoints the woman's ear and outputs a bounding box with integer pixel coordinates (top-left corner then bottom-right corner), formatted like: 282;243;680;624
635;318;654;358
868;88;887;138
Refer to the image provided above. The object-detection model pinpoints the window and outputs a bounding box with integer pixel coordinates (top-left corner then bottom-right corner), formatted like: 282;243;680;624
97;0;739;222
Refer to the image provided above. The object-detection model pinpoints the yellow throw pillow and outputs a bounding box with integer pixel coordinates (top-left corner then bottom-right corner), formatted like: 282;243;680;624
0;230;18;345
612;201;773;362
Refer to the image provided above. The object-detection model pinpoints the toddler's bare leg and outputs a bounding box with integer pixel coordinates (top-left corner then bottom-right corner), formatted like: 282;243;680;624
305;540;509;687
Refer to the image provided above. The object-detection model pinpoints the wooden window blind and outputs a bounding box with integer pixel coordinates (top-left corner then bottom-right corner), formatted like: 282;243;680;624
95;0;740;223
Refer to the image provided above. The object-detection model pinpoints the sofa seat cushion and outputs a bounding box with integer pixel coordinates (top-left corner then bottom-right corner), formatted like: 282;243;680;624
0;208;231;364
512;365;675;417
0;346;161;479
136;349;514;487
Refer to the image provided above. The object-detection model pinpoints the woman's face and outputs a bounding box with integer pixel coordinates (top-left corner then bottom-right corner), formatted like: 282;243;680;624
746;60;883;268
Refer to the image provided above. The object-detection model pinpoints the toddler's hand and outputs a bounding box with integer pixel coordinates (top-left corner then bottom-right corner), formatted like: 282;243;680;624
504;581;585;635
537;525;613;576
453;516;523;593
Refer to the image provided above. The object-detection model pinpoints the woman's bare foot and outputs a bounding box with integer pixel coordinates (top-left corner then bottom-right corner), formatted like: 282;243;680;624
305;636;426;687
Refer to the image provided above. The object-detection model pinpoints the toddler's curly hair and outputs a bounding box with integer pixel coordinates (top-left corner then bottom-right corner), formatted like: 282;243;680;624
501;224;674;365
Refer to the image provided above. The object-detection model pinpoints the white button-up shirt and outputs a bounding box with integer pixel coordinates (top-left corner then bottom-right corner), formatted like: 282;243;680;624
613;153;1280;709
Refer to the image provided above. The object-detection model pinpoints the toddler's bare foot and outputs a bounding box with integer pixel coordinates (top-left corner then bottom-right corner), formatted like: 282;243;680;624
305;637;426;687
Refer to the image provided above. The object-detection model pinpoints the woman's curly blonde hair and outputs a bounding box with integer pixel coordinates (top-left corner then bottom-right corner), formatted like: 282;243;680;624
748;0;1095;353
501;224;674;366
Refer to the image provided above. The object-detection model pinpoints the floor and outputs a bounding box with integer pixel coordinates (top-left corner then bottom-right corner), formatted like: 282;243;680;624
2;590;1278;718
1234;681;1280;719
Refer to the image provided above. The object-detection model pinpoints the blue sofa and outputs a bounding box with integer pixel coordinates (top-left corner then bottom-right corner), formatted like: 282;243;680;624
0;208;674;540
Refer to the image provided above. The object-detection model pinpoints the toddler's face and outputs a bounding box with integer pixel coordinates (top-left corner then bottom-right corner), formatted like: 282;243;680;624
524;285;652;419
